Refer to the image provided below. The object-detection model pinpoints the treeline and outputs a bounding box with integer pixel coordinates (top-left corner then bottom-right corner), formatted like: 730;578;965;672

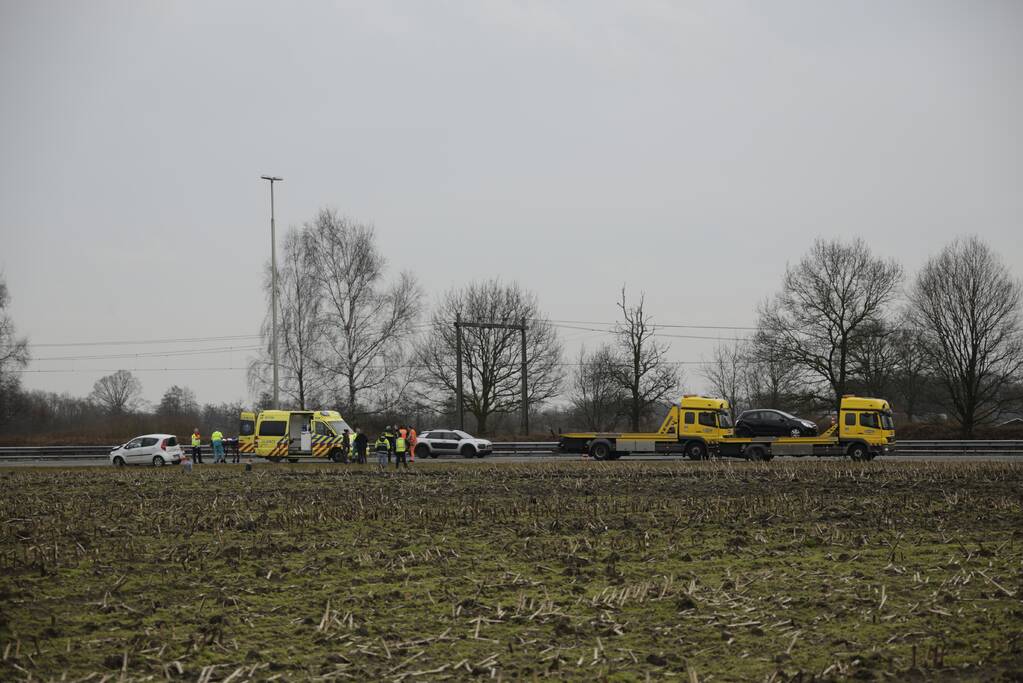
1;217;1021;442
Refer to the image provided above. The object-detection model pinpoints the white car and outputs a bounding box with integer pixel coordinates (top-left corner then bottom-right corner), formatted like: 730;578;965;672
109;434;183;467
415;429;493;459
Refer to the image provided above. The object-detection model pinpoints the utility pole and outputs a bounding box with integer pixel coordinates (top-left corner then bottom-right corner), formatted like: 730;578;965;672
520;317;528;435
260;175;283;408
455;314;464;430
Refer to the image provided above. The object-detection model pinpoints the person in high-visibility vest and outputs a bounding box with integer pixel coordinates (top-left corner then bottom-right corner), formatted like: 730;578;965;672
401;427;413;464
211;429;225;464
374;434;390;471
394;430;409;470
191;428;203;464
382;426;396;465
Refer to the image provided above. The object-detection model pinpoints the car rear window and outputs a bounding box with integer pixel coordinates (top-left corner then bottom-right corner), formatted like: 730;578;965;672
140;437;158;447
166;436;178;447
259;420;287;437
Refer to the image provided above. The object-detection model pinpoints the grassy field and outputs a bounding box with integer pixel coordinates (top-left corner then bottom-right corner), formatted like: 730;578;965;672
1;460;1021;681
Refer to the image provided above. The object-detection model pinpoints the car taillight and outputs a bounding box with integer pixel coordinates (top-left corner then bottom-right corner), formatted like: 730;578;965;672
161;439;168;450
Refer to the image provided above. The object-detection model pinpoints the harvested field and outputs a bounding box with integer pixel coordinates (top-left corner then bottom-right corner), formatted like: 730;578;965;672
1;461;1021;681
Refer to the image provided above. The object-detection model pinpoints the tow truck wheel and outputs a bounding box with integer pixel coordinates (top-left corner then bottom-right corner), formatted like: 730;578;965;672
746;446;767;462
589;441;611;461
847;443;868;461
152;455;165;467
686;441;708;460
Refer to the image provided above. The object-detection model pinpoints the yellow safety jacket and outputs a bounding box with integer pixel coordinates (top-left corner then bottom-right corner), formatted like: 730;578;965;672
191;434;201;447
396;437;407;453
211;431;223;442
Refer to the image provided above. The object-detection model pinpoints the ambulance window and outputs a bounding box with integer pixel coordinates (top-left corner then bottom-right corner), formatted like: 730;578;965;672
845;413;856;426
684;412;695;424
239;420;254;436
259;420;286;436
860;413;880;429
698;412;716;427
314;422;333;436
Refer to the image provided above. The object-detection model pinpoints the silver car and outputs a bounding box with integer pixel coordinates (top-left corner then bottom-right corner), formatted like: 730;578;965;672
414;429;493;459
109;434;183;467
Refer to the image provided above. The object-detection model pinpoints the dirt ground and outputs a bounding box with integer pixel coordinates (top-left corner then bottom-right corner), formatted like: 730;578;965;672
1;460;1021;681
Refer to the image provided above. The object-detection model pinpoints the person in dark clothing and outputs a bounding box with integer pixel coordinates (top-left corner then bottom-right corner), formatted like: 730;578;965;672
382;426;396;464
341;429;352;464
353;428;368;464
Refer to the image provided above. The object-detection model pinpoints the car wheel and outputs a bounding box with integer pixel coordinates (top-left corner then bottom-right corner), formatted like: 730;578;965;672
152;456;165;467
847;443;868;461
589;441;611;461
686;441;707;460
460;445;476;459
113;456;125;467
415;444;431;459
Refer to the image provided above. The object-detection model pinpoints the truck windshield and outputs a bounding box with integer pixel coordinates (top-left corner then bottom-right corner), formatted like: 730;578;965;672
326;419;352;434
717;411;733;428
880;413;894;430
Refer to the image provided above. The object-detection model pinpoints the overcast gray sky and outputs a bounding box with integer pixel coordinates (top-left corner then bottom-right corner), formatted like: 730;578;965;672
2;0;1021;406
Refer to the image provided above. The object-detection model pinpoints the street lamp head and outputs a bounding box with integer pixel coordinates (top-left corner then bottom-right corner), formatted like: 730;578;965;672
260;175;283;182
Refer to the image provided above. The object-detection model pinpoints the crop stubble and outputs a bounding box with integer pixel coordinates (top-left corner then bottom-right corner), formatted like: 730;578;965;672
0;460;1021;681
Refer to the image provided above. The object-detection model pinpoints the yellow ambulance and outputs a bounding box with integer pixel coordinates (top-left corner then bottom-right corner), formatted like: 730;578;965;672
238;410;353;462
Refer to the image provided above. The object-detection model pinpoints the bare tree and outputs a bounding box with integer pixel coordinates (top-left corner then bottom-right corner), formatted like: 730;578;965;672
889;326;933;423
702;341;748;420
609;287;681;431
0;276;29;424
307;209;422;418
249;226;327;409
847;319;901;398
90;370;143;414
757;238;902;409
157;385;198;418
907;237;1023;437
570;345;622;431
744;334;807;412
417;279;563;435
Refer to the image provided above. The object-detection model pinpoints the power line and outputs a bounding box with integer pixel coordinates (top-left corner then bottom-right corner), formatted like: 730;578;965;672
29;334;261;348
13;367;250;374
30;345;261;362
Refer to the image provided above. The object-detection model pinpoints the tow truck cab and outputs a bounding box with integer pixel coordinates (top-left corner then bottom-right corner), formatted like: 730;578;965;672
835;396;896;448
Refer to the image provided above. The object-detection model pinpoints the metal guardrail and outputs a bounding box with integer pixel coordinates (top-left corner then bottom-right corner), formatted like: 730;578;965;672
888;440;1023;456
0;440;1022;461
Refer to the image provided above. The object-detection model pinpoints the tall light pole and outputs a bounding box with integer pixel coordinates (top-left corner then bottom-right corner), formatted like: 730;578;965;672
260;175;283;408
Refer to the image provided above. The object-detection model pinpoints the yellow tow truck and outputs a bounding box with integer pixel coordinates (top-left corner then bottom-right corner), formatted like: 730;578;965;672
558;395;895;461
